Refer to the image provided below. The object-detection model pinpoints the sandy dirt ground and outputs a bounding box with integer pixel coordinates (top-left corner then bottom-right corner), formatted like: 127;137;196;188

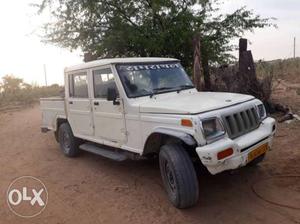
0;93;300;224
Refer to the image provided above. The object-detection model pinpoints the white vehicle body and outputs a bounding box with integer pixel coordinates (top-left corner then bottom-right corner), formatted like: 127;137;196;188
40;57;276;175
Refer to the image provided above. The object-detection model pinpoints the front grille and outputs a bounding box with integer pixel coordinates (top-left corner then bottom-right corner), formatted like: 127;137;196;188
222;107;259;139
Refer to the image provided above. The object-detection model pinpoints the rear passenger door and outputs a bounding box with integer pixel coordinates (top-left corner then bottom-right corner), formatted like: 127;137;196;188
92;67;127;143
67;71;94;136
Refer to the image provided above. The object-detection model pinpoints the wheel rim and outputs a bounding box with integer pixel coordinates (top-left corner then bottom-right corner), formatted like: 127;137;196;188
164;161;176;193
62;131;71;152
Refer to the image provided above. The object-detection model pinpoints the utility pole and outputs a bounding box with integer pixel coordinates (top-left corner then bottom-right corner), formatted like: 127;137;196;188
43;64;48;86
294;37;296;58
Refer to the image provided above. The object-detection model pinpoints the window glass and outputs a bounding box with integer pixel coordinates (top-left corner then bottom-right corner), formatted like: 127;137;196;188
70;72;88;98
69;74;74;97
93;68;118;98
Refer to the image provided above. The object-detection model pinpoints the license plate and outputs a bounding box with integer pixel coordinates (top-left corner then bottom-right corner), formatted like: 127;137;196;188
247;143;268;163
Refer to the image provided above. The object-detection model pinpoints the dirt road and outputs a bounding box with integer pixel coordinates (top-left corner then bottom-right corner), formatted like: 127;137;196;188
0;106;299;224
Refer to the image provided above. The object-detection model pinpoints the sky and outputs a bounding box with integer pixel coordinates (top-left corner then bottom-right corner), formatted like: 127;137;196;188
222;0;300;60
0;0;299;85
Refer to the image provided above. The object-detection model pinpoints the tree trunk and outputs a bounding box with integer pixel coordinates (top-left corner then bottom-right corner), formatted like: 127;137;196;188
238;38;261;98
193;33;202;91
203;58;211;90
83;52;98;62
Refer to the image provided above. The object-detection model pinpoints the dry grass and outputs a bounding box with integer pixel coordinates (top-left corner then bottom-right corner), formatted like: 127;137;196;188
256;57;300;82
258;58;300;113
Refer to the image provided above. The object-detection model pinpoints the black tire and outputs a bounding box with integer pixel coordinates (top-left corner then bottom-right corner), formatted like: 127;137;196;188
248;153;266;166
58;123;80;157
159;144;199;209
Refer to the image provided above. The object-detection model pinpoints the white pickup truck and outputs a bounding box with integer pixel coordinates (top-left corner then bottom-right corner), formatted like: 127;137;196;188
40;57;276;208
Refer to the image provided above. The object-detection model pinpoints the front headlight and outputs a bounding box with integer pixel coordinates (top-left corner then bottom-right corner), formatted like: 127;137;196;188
257;104;267;121
201;118;225;141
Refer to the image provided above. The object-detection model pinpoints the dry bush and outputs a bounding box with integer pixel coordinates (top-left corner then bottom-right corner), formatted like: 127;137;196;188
256;58;300;82
210;63;273;104
0;75;63;107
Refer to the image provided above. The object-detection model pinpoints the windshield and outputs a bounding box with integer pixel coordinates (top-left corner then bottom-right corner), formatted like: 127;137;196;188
116;62;194;98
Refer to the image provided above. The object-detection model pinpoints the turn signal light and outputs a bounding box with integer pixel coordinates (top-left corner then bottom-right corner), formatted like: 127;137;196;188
217;148;233;160
181;119;193;127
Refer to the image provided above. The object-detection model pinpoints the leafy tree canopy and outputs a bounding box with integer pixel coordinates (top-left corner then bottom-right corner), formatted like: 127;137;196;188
36;0;274;69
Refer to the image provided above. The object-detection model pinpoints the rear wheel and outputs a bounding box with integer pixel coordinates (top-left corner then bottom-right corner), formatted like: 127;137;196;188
54;131;59;142
58;123;80;157
159;144;199;209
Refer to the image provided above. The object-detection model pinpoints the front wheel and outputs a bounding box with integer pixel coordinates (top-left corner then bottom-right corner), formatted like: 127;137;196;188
58;123;80;157
159;144;199;209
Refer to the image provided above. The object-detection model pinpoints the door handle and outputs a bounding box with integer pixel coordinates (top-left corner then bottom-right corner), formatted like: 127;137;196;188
69;101;73;104
113;99;120;105
94;102;99;106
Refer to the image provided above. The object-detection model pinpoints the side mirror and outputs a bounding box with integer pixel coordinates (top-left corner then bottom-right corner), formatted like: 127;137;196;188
107;87;120;105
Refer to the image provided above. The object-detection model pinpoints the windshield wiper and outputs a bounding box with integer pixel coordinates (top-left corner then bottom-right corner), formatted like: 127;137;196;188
179;84;194;89
150;87;174;98
153;87;174;92
176;84;195;93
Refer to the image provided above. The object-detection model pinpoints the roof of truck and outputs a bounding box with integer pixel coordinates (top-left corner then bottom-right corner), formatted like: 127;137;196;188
64;57;179;73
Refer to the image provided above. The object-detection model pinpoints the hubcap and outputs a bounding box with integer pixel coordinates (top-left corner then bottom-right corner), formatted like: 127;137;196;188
165;161;176;192
62;132;71;151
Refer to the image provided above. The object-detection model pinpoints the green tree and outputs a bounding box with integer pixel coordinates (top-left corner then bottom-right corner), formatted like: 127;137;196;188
37;0;273;88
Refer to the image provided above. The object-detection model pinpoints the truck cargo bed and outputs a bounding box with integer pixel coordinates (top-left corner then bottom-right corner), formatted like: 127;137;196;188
40;97;66;131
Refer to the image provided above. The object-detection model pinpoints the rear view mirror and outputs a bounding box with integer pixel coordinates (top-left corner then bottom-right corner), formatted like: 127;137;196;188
107;87;120;105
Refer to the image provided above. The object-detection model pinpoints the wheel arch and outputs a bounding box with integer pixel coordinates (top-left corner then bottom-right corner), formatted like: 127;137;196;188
56;117;68;131
54;117;69;142
142;128;197;156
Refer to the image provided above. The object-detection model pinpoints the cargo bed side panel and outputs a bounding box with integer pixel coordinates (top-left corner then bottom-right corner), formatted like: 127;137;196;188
40;98;66;131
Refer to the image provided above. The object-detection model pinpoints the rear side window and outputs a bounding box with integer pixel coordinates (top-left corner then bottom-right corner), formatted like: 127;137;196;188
93;68;118;98
69;72;88;98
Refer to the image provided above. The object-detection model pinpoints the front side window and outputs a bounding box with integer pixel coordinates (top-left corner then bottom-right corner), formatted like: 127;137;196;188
93;68;118;98
116;62;194;98
70;72;88;98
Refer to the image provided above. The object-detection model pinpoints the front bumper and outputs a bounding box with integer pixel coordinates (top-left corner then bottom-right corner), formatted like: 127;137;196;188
196;117;276;175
